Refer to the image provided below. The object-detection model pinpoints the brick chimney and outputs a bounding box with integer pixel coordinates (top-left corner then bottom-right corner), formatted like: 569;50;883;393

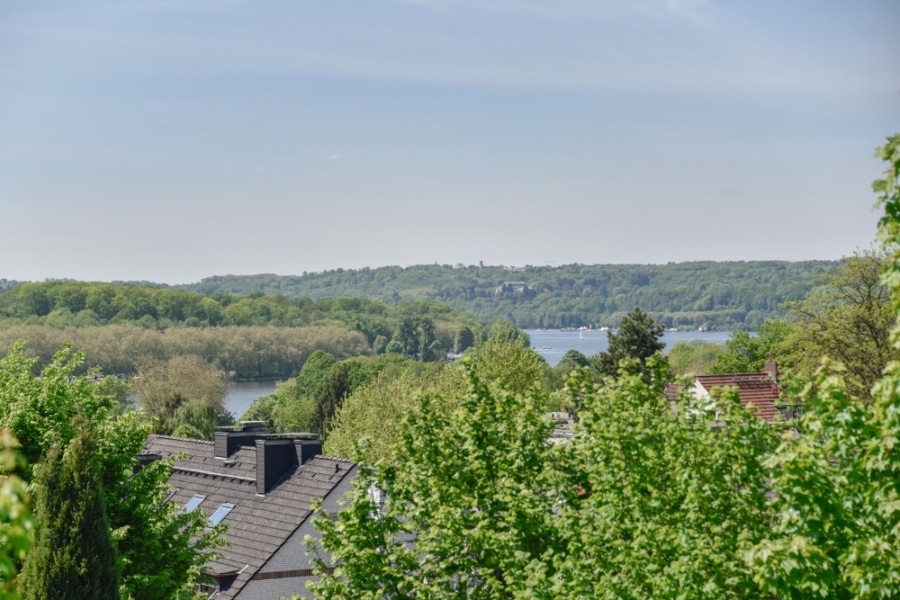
764;361;779;382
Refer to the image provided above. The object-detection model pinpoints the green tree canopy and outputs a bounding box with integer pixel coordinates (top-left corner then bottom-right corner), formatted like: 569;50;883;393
710;319;791;375
311;361;557;599
0;430;33;599
591;306;665;382
311;358;780;598
0;342;223;599
313;131;900;600
551;362;778;598
667;339;724;376
323;367;464;465
780;249;896;401
132;354;229;426
20;425;120;600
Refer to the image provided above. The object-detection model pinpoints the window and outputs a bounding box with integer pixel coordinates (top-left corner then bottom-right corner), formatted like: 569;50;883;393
367;482;386;518
208;503;235;526
179;494;206;514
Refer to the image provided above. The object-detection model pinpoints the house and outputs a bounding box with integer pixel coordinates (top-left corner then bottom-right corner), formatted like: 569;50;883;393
664;362;795;422
547;411;575;444
142;423;357;599
495;282;528;294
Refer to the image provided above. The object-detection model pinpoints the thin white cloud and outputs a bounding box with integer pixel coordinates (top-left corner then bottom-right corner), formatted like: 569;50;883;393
8;2;892;102
132;0;247;14
324;153;339;161
394;0;714;23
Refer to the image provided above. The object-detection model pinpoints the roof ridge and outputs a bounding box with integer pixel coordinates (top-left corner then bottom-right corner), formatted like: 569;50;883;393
171;465;256;484
697;372;770;378
310;454;355;463
151;434;215;445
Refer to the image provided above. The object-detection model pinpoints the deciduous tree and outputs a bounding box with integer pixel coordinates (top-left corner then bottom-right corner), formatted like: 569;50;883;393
667;339;723;375
710;320;791;375
132;354;228;427
744;133;900;597
780;250;895;401
323;367;464;465
310;361;557;599
553;362;778;599
0;430;33;599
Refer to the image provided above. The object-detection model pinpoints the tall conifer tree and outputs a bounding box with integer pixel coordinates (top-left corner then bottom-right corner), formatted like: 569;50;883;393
20;425;119;600
592;306;666;383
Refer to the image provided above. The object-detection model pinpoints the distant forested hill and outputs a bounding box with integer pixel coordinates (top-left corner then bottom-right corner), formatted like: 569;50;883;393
177;261;838;330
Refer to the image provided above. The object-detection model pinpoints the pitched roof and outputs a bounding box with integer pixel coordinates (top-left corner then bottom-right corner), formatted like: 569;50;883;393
144;434;354;599
693;373;782;422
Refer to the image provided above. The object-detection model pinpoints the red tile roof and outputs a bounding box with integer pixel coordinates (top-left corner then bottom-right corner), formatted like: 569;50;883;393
694;373;782;422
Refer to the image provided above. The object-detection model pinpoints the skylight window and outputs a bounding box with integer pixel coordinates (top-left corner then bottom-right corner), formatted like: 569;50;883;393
179;494;206;514
208;503;235;526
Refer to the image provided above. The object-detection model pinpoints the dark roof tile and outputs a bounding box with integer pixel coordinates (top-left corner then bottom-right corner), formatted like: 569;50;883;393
144;435;354;599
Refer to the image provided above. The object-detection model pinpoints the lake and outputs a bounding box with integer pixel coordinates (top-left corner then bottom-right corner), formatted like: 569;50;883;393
225;380;278;419
223;329;733;416
526;329;732;366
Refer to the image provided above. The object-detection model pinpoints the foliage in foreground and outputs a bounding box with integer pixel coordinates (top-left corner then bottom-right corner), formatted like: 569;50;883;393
0;343;224;600
743;133;900;598
311;357;781;599
311;361;557;599
0;431;33;600
551;364;778;599
20;426;120;600
310;133;900;599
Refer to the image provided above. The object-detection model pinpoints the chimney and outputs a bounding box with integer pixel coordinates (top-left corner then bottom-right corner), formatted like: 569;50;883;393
254;438;322;495
214;422;272;459
294;439;322;465
764;361;778;382
133;453;162;474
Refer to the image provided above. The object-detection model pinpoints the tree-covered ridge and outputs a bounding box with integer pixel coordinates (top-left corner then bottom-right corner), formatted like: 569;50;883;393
179;260;837;330
0;283;485;377
0;282;472;331
0;261;837;331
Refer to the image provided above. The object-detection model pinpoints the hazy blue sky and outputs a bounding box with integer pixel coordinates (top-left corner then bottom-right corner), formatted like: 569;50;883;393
2;0;898;284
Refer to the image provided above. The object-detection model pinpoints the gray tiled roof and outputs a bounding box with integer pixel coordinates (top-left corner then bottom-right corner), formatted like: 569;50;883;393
144;435;354;599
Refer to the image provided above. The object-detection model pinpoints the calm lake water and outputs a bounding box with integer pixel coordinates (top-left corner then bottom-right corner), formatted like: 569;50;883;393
526;329;732;366
225;380;277;419
223;330;733;416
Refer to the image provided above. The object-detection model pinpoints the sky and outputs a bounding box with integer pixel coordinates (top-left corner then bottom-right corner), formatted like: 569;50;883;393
1;0;899;285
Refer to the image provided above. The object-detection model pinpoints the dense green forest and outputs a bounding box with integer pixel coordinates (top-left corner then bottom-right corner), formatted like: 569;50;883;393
176;260;838;330
0;259;838;379
0;284;485;378
1;261;838;333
